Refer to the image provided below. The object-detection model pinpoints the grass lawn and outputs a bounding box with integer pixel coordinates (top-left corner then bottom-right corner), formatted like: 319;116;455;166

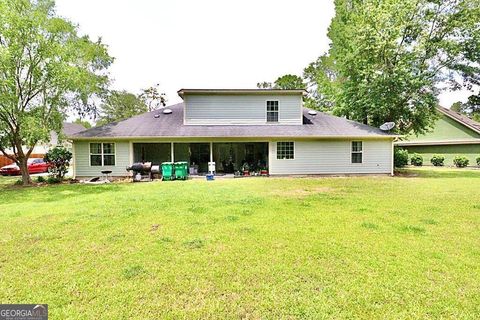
1;169;480;319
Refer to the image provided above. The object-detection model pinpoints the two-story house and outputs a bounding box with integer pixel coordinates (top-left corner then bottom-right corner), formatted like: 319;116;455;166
69;89;397;178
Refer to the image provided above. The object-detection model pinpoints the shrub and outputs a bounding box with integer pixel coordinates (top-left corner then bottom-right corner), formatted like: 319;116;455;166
430;154;445;167
453;156;469;168
394;148;409;168
410;153;423;166
46;176;61;184
477;156;480;166
14;179;23;185
44;147;72;180
36;176;46;183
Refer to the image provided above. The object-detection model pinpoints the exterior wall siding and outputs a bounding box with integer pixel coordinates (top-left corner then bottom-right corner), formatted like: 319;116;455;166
268;139;393;175
73;139;394;177
184;94;302;125
404;144;480;166
408;115;480;142
73;141;130;178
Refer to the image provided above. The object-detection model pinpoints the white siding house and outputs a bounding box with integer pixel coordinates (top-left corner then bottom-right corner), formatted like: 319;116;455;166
184;94;302;125
268;139;393;175
70;89;396;178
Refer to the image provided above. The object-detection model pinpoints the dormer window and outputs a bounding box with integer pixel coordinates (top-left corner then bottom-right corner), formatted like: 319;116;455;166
266;101;279;123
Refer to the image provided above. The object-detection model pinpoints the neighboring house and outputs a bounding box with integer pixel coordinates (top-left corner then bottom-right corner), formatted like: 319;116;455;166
396;107;480;165
69;89;397;178
0;122;86;168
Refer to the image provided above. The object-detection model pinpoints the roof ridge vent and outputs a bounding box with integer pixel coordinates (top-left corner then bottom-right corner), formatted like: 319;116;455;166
162;108;172;114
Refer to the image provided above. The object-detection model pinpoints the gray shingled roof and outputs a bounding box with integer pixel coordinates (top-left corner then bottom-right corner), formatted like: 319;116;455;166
70;103;394;139
62;122;87;136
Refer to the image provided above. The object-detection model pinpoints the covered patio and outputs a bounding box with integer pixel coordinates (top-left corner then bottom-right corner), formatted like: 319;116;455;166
132;142;269;175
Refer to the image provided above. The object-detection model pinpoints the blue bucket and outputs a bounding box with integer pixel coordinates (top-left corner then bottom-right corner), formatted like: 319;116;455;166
206;174;215;181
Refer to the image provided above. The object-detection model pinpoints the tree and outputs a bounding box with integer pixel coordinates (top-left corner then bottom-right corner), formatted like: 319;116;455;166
307;0;480;135
44;146;72;179
257;74;320;109
257;74;305;90
138;84;166;112
256;81;273;89
97;90;148;125
0;0;113;185
450;98;480;122
73;118;92;129
273;74;305;90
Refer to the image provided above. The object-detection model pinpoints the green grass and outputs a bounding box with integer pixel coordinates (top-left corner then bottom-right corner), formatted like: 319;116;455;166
1;169;480;319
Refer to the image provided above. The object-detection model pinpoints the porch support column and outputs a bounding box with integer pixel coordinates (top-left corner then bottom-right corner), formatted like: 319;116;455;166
171;142;174;162
209;142;213;162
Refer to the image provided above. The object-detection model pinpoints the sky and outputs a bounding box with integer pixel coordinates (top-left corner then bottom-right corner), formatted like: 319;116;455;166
55;0;470;110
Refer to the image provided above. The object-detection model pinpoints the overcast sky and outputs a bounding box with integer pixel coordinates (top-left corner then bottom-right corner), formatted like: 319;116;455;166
55;0;469;109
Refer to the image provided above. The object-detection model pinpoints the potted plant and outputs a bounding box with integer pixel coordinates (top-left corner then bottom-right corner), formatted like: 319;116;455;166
260;165;268;176
242;162;250;176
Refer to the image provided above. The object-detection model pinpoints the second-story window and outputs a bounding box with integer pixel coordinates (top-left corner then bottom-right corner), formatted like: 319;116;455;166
266;101;279;122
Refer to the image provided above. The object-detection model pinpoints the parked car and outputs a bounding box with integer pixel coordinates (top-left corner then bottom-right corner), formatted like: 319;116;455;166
0;158;50;176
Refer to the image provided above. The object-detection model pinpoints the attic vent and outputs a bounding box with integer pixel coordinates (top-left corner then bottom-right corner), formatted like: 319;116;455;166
154;114;160;118
162;108;172;114
308;110;317;116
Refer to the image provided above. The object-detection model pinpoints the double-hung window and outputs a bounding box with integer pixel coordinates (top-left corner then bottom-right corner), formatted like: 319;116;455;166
266;101;279;123
277;142;294;159
90;143;116;166
351;141;363;164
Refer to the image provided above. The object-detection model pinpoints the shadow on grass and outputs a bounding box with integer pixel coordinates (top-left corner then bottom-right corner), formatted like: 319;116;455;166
396;167;480;178
0;182;123;205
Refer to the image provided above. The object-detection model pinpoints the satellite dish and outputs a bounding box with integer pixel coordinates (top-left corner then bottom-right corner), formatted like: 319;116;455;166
162;108;172;114
380;122;395;131
308;110;317;116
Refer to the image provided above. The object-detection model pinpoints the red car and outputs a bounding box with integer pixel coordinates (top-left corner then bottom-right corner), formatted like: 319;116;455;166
0;158;50;176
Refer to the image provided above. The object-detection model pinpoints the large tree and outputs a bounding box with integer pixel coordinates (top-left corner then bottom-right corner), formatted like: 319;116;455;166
306;0;480;135
0;0;113;185
138;84;166;112
97;90;148;125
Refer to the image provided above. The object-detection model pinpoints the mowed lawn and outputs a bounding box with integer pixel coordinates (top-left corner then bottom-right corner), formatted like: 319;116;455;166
1;169;480;319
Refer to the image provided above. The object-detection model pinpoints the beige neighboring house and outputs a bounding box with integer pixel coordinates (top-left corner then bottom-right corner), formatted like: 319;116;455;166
0;122;86;168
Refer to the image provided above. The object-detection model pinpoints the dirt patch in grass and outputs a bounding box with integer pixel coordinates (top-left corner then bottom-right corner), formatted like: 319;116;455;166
277;186;334;198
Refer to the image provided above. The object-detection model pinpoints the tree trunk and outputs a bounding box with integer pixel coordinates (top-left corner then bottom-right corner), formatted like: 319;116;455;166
18;156;32;186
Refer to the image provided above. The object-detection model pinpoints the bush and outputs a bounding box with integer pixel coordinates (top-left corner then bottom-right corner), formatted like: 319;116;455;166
36;176;46;183
453;156;469;168
44;147;72;180
477;156;480;166
410;153;423;166
46;176;61;184
394;148;409;168
430;154;445;167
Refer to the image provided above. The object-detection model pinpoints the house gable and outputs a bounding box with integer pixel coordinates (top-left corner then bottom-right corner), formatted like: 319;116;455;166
180;90;303;125
411;114;480;142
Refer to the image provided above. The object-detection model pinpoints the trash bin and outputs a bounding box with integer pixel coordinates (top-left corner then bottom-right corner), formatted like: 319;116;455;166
174;161;188;180
161;162;174;181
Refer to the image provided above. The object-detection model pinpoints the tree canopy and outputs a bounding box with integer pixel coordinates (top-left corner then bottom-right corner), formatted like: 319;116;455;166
0;0;113;184
305;0;480;135
97;90;148;125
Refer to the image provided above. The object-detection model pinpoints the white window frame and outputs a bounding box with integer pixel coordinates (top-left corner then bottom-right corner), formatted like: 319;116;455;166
266;100;279;123
351;141;363;164
276;141;295;160
89;142;116;167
